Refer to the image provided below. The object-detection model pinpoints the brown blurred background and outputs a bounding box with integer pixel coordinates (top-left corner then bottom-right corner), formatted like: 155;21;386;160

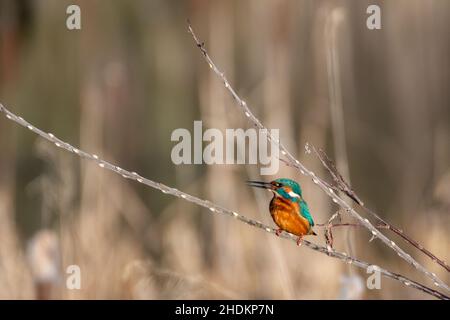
0;0;449;299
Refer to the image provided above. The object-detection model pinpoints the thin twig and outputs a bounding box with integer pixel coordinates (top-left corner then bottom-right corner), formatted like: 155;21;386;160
362;205;450;272
313;145;450;273
312;146;363;205
187;21;450;293
0;103;447;300
317;221;391;247
319;210;342;250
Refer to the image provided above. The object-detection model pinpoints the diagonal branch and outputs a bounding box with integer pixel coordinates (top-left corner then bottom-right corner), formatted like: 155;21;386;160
312;145;450;273
0;103;448;300
312;146;363;206
187;21;450;293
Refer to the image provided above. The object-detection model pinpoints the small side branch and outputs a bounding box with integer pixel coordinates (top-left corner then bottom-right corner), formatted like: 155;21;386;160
312;146;363;205
312;145;450;273
317;221;390;248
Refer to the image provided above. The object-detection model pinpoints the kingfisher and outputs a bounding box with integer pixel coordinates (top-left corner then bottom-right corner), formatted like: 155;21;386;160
247;178;316;246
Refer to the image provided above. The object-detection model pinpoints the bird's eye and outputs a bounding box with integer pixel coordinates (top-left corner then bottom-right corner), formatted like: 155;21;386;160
271;182;282;188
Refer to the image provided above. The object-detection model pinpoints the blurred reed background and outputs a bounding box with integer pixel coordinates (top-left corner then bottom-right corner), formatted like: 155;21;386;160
0;0;449;299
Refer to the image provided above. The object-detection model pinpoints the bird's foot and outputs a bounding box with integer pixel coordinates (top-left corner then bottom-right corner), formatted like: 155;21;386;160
296;236;304;246
275;228;283;237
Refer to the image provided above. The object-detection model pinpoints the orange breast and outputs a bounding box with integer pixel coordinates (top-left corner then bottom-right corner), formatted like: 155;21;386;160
270;197;310;236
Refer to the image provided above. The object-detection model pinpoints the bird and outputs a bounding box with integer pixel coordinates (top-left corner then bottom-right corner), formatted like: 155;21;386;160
247;178;316;246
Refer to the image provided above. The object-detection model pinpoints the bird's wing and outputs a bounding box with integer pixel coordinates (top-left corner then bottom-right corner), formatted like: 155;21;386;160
299;200;315;227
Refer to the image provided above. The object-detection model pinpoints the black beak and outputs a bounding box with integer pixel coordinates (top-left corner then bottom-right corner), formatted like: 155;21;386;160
246;180;274;190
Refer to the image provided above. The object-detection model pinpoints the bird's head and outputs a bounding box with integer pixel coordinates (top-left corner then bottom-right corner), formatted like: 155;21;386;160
247;178;303;202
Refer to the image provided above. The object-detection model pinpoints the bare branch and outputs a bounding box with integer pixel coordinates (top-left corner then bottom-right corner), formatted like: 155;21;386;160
187;22;450;293
311;145;363;205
